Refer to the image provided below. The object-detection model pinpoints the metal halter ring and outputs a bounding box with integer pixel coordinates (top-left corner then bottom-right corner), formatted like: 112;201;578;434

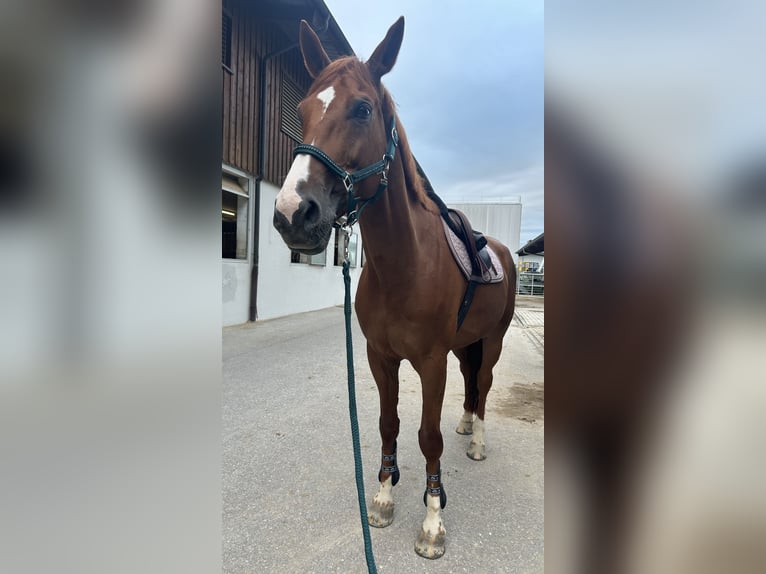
342;174;354;193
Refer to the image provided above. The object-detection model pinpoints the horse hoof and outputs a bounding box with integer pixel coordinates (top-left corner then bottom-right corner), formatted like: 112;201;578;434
466;443;486;461
368;501;394;528
455;422;473;435
415;527;446;559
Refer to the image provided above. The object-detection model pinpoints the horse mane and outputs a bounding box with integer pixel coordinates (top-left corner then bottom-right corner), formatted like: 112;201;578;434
380;88;438;214
316;57;437;214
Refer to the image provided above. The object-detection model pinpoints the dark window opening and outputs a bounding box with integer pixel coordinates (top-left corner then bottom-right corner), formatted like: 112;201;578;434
222;173;248;259
222;10;232;70
281;75;304;142
291;249;327;266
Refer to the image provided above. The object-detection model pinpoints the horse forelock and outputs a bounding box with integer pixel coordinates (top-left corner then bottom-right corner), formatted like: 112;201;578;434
309;57;373;97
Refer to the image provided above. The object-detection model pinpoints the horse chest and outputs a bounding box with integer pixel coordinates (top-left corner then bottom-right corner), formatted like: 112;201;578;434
357;297;452;359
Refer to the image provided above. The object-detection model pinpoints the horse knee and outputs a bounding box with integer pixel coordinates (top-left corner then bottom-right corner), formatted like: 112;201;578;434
379;416;400;441
418;427;443;459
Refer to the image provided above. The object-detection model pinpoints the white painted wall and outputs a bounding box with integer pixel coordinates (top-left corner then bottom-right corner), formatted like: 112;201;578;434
222;165;254;327
447;202;522;262
257;182;364;321
222;260;252;325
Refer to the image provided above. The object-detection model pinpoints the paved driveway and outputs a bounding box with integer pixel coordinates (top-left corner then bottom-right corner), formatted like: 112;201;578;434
223;299;543;573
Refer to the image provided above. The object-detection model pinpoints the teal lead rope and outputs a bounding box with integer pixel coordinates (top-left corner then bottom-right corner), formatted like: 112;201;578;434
342;257;378;574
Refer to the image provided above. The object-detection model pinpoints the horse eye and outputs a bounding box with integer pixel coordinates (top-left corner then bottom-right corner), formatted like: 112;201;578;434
354;102;372;120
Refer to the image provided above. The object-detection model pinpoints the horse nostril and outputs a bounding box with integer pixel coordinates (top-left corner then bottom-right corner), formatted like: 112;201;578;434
304;199;320;225
273;209;288;232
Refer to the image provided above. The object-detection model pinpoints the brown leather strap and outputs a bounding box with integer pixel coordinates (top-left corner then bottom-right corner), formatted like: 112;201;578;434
449;210;482;276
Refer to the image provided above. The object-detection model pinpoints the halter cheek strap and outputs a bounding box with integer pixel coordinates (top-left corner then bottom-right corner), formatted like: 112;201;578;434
292;118;399;228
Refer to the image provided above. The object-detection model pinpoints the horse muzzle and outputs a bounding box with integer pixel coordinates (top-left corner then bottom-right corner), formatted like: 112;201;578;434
273;197;334;255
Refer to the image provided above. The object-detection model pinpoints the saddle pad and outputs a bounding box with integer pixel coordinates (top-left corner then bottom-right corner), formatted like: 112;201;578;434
442;219;504;284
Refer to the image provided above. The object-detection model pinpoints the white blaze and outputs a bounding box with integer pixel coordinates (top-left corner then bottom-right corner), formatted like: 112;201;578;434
275;154;310;224
316;85;335;118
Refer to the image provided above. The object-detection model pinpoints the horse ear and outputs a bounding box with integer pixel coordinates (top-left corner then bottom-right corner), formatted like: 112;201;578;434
299;20;331;79
367;16;405;82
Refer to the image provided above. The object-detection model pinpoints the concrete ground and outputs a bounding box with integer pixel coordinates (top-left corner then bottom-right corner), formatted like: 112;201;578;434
223;296;544;574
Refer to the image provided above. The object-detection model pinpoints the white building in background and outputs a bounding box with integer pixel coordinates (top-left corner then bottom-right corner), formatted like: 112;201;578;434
515;232;544;296
447;201;523;262
221;170;366;326
253;181;364;322
516;232;545;272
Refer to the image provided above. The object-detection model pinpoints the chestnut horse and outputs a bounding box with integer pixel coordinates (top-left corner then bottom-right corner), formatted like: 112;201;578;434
273;17;516;559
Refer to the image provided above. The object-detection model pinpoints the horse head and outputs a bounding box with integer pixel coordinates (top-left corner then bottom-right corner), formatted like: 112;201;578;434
273;17;405;254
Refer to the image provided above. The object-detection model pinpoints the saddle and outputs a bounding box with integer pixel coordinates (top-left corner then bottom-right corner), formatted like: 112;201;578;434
441;210;504;285
415;160;504;330
425;188;504;330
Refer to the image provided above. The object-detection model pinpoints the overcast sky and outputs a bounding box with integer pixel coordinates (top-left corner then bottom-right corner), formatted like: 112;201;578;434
324;0;543;244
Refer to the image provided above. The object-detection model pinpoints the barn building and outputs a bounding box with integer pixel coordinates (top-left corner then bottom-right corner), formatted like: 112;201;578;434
221;0;521;326
516;232;544;296
517;232;544;272
221;0;360;326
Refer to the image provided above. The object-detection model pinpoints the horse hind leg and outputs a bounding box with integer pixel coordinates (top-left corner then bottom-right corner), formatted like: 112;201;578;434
467;337;503;461
455;341;482;435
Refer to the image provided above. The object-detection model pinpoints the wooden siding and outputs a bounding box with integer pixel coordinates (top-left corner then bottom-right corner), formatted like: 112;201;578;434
222;1;313;185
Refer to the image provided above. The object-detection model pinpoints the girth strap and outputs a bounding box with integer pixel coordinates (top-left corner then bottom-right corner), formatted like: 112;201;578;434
457;281;478;330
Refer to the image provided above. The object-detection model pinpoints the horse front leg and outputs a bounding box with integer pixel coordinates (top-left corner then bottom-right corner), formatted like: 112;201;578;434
366;344;401;528
413;355;448;559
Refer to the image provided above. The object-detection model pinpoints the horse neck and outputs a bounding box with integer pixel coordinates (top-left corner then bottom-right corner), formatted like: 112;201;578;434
357;151;435;275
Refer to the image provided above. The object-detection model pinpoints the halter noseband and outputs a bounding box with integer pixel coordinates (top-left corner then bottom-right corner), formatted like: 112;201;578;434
292;118;399;228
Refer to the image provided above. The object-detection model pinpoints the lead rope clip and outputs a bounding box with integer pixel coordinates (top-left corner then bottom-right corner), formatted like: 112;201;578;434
342;227;350;264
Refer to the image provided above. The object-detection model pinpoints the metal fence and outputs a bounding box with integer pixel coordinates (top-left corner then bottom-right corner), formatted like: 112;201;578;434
516;271;544;296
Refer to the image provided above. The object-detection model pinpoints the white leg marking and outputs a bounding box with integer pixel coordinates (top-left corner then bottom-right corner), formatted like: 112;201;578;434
275;155;310;224
369;474;395;527
471;417;486;449
316;85;335;118
373;476;394;506
456;410;474;434
421;493;445;536
467;417;487;460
